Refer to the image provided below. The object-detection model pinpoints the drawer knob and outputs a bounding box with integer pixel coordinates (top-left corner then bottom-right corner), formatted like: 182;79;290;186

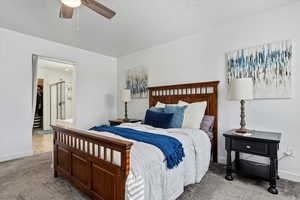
246;145;251;149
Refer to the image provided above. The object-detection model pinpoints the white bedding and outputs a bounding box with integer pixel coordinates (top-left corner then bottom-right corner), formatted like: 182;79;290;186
88;123;211;200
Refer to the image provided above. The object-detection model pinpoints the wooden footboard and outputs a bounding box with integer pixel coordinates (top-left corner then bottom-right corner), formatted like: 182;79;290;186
52;125;133;200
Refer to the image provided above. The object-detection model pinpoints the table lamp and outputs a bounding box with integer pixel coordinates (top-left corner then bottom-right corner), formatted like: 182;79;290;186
229;78;253;134
121;89;131;122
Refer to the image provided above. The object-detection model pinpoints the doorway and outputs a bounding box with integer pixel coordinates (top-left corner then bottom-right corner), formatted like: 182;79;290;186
33;79;44;130
32;57;75;154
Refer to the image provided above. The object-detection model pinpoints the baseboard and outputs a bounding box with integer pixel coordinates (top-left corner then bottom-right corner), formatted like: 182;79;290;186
279;170;300;182
0;151;33;163
217;156;300;182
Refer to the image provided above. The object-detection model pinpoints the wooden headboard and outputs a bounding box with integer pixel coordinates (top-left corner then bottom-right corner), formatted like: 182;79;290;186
148;81;220;162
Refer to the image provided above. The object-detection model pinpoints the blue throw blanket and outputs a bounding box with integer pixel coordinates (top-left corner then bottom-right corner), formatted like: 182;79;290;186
89;125;185;169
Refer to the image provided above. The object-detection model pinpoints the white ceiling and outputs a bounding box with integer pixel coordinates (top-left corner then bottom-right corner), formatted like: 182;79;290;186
38;58;74;72
0;0;296;57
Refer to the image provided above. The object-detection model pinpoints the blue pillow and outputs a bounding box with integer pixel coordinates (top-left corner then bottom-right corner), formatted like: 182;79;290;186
149;107;165;113
164;105;187;128
144;109;173;129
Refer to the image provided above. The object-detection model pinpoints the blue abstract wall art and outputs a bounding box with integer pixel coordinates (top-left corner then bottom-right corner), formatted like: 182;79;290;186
126;67;148;99
226;40;292;99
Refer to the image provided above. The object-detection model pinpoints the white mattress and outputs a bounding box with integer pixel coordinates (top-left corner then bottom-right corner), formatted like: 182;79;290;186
88;123;211;200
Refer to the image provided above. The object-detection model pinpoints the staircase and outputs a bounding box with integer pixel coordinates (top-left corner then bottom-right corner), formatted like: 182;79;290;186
33;115;42;128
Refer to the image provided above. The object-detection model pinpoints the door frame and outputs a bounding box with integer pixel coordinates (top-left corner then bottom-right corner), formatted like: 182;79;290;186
35;55;77;129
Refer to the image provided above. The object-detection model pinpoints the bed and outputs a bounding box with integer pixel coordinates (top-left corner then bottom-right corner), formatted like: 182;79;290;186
52;81;219;200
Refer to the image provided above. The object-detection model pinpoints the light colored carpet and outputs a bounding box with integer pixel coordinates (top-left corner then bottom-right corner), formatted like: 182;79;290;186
0;152;299;200
32;134;53;155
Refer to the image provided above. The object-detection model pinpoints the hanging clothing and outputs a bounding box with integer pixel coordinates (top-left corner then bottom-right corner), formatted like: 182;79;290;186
35;86;43;117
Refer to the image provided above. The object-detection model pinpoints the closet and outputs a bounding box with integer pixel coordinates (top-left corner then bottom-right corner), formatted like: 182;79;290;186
33;79;44;129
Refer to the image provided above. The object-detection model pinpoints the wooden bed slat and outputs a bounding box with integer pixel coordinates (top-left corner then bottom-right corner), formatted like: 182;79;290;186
104;147;107;161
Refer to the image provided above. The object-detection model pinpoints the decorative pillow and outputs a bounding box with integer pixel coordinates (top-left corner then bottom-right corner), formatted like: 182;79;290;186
155;101;178;108
164;105;187;128
178;100;207;129
149;107;165;113
177;100;189;106
144;109;174;129
155;101;166;108
200;115;215;132
206;131;213;140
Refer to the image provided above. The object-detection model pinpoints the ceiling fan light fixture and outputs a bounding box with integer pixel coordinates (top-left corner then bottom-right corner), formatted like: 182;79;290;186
61;0;81;8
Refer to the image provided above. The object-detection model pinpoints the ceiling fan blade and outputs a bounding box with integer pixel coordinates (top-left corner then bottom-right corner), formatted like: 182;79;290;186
59;4;74;19
82;0;116;19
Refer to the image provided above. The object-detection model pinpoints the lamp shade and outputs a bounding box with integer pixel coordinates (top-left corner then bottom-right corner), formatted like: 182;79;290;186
121;89;131;102
229;78;254;100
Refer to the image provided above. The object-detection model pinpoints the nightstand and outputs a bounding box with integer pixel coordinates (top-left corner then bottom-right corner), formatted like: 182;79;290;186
109;119;142;126
223;130;281;194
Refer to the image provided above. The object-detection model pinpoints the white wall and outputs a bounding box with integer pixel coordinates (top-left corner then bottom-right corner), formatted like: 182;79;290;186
0;27;117;162
117;3;300;181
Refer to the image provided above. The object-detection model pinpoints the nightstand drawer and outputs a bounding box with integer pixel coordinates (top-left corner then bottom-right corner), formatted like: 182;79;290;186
232;139;268;155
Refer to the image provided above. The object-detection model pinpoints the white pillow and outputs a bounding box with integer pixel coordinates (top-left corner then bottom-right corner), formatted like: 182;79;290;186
155;101;178;108
177;100;189;106
155;101;166;108
178;100;207;129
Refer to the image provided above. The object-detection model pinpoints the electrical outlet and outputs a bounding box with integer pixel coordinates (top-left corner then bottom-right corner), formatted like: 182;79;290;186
284;147;294;157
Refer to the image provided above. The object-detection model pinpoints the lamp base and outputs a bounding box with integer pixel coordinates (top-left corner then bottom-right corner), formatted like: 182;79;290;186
234;128;252;136
124;101;129;122
235;100;252;136
235;128;248;133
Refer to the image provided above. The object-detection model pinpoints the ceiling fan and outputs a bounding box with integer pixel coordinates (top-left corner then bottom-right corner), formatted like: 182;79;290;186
59;0;116;19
